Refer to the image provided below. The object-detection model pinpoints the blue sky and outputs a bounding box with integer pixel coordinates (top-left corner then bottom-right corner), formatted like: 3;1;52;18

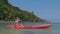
8;0;60;22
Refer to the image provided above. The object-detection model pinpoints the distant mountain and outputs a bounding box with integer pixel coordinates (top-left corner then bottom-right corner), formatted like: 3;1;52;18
0;0;46;22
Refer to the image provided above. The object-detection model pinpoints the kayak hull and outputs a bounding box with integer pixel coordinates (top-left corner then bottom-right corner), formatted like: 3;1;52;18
6;24;52;29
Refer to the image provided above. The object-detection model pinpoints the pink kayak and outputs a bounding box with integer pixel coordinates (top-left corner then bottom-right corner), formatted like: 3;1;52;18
6;24;52;29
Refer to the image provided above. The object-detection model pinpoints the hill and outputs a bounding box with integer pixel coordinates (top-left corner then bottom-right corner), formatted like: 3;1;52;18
0;0;46;22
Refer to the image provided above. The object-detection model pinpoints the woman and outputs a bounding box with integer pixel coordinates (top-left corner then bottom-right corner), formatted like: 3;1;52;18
15;17;23;27
15;17;20;24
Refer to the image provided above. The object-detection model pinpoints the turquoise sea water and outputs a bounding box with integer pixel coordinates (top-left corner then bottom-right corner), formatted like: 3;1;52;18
0;22;60;34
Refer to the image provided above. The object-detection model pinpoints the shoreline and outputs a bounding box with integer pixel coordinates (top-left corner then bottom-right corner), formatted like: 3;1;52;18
0;21;15;23
0;21;49;23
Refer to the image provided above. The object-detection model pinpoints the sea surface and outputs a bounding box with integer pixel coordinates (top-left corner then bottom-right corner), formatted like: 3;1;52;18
0;22;60;34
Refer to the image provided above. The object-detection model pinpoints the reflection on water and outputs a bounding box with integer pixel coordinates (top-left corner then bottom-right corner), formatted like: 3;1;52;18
22;29;52;34
0;28;55;34
23;31;34;34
